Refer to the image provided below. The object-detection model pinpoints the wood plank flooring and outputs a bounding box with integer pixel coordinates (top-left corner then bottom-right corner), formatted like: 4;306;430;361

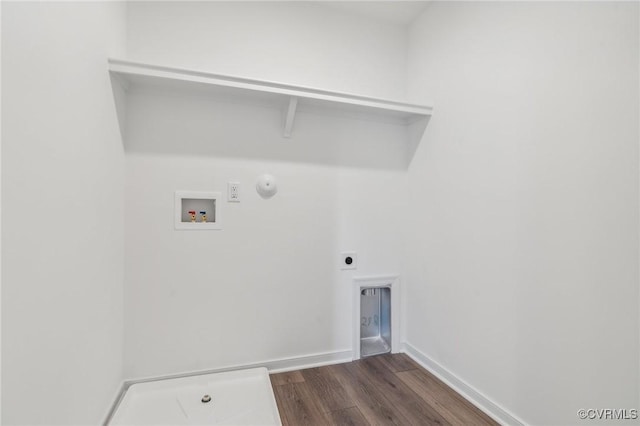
270;353;498;426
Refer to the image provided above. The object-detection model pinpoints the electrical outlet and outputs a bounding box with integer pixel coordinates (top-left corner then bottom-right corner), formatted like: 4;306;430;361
340;252;357;270
228;182;240;202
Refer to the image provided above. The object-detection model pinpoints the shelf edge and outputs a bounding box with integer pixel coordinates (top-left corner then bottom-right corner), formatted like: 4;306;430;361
108;58;434;116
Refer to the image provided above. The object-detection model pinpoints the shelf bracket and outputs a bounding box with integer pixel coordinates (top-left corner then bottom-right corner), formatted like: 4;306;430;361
283;96;298;138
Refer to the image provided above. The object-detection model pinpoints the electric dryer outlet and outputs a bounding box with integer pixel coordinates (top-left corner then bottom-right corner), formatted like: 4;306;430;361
340;252;357;270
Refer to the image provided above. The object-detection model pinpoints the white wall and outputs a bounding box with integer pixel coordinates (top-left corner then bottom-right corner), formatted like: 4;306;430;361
125;155;407;377
406;2;639;425
123;2;410;379
6;3;633;424
126;1;407;99
1;2;4;422
2;2;126;424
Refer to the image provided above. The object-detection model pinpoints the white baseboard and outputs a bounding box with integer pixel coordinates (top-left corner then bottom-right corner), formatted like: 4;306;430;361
402;342;525;426
103;349;352;425
263;349;353;373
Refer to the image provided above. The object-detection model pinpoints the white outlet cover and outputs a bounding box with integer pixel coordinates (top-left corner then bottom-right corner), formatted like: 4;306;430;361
228;181;240;202
340;252;357;270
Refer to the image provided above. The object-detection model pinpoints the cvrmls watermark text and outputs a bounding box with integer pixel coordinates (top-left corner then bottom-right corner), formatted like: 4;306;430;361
577;409;638;420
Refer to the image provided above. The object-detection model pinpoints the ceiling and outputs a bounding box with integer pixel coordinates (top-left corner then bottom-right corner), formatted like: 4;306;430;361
319;1;431;26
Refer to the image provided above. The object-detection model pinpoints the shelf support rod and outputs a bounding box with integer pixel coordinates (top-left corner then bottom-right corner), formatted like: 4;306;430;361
283;96;298;138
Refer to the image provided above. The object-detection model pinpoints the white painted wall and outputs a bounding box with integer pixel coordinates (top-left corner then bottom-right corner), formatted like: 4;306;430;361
6;3;634;424
126;1;408;100
406;2;639;425
0;2;4;422
123;2;410;379
2;2;126;424
125;155;407;378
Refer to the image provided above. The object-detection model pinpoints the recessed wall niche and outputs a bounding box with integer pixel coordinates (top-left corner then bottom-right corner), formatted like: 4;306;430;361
174;191;222;230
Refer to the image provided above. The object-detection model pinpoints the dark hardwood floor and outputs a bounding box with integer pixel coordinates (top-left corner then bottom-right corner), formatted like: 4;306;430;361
270;353;498;426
